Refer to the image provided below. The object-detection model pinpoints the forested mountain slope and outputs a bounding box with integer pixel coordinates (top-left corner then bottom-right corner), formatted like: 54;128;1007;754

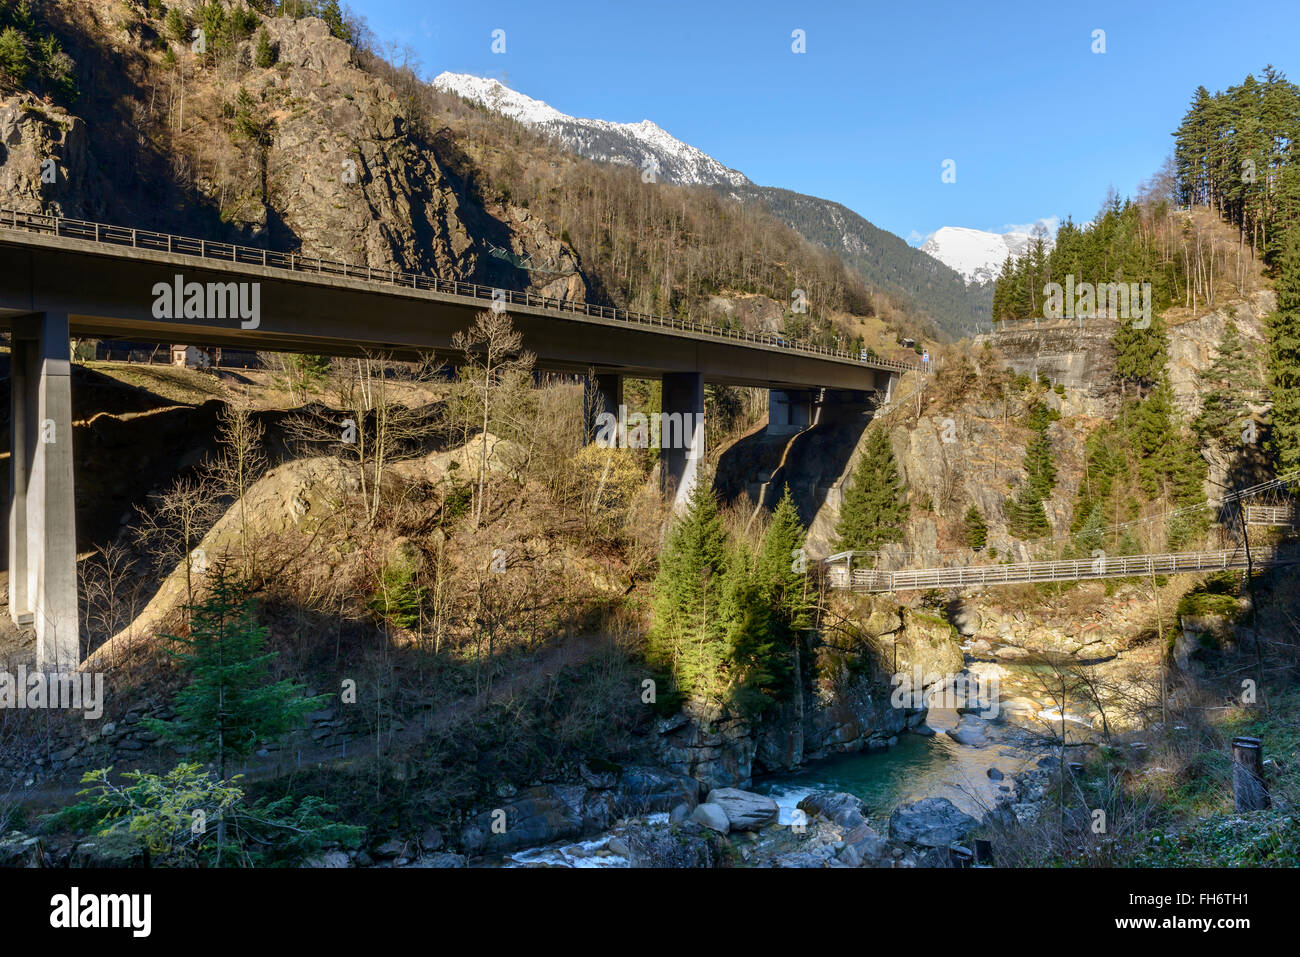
432;70;987;340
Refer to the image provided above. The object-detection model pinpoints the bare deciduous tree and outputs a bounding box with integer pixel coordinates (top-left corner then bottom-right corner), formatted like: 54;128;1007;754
449;311;536;527
211;393;268;580
79;540;145;660
132;472;223;610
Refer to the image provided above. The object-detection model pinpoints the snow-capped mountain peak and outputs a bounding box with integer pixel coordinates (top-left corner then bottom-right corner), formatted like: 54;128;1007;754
432;72;750;188
920;225;1054;286
432;73;568;125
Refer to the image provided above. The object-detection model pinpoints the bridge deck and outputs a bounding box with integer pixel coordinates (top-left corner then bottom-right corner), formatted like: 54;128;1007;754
0;208;917;390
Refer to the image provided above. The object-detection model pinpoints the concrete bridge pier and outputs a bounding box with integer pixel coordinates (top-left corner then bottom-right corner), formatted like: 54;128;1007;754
767;389;814;436
6;312;80;670
584;372;624;445
660;372;704;511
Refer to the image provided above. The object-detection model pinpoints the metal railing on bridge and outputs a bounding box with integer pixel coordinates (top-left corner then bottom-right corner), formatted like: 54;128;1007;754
825;546;1294;593
0;207;923;375
1245;504;1298;527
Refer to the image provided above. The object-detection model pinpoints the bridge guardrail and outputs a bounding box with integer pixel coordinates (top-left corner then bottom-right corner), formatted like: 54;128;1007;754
1244;504;1297;526
0;207;925;375
828;546;1291;592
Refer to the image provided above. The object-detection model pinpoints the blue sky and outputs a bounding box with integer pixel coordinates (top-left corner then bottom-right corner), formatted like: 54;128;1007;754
353;0;1300;245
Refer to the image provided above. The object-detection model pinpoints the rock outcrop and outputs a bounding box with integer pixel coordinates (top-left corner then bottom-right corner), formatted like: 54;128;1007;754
0;12;588;304
887;797;980;848
626;821;728;868
0;95;93;216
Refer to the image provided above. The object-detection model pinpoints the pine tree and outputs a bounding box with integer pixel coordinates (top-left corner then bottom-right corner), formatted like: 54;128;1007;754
1072;501;1105;556
317;0;352;43
647;480;730;706
1006;399;1057;540
148;567;326;781
254;27;277;68
747;487;810;702
1194;320;1257;448
1023;400;1059;497
1006;485;1051;539
1269;231;1300;472
719;546;779;716
835;429;908;552
0;26;28;85
163;6;188;42
1112;314;1169;396
754;486;808;621
962;504;987;550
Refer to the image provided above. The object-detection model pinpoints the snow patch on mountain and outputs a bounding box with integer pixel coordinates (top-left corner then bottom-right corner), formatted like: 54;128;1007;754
920;225;1056;286
432;72;750;188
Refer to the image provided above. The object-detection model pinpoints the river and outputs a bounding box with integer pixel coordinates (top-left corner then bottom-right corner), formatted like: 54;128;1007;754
503;651;1103;865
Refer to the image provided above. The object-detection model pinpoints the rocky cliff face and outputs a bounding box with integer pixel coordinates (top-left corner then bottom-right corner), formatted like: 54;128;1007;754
972;320;1120;417
0;96;94;215
0;4;587;303
650;594;963;790
1166;289;1273;419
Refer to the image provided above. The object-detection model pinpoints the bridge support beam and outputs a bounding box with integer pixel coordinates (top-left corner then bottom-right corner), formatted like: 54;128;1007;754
767;389;813;436
584;372;624;445
7;312;79;670
660;372;705;511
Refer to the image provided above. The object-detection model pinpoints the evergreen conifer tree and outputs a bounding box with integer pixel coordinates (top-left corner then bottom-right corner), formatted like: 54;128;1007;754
1269;231;1300;471
647;480;730;706
962;504;988;550
1195;320;1257;447
149;567;326;781
835;429;908;552
254;27;277;68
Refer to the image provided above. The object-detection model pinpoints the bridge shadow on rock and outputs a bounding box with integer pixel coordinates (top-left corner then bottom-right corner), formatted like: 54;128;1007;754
428;129;528;292
714;410;872;539
429;128;606;304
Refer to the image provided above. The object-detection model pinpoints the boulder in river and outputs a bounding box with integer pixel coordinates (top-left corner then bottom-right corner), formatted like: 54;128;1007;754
888;797;980;848
796;791;868;830
614;766;700;815
949;603;982;637
842;823;890;864
705;787;778;831
460;784;585;855
946;714;990;747
405;852;467;868
690;802;731;834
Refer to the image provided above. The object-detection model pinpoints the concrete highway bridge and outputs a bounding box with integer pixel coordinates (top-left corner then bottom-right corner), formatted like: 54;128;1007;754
0;209;916;669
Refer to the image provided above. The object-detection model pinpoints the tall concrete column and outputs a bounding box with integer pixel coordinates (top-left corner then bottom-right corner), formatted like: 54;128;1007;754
767;389;813;436
584;372;624;445
660;372;704;511
8;333;31;625
6;313;79;670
